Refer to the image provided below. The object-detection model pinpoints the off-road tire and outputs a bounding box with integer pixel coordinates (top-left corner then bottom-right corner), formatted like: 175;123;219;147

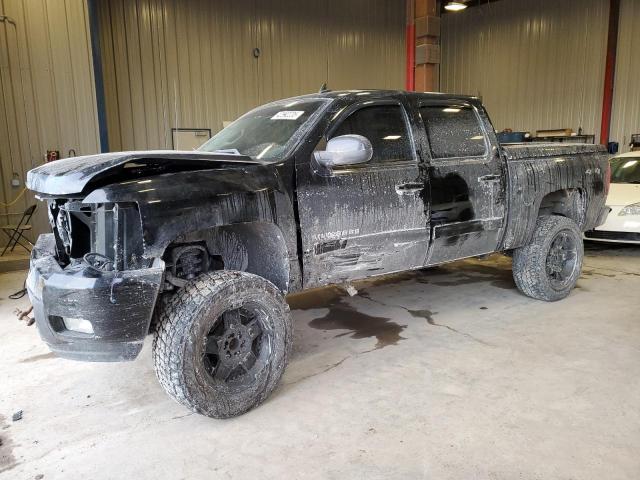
153;271;291;418
512;215;584;301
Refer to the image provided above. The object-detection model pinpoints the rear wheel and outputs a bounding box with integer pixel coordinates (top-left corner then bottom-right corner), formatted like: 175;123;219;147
512;215;583;301
153;271;291;418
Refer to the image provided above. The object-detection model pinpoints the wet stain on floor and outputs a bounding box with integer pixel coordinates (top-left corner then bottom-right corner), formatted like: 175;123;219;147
287;286;345;311
0;415;17;474
288;257;514;351
430;263;516;290
287;260;517;314
19;352;56;363
308;299;406;349
406;308;437;324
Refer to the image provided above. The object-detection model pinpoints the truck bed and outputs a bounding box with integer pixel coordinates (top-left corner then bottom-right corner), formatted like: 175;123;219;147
502;142;606;160
500;142;609;250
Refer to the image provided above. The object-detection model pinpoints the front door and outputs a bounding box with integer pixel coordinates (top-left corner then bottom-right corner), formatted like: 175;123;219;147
295;100;429;288
417;102;506;265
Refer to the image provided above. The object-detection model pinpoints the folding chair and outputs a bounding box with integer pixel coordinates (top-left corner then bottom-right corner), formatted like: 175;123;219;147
1;204;37;256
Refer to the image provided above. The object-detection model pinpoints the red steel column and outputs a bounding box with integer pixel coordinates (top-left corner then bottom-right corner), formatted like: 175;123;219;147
600;0;621;145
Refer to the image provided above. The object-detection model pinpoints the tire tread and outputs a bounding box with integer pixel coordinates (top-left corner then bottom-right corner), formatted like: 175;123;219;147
152;270;291;417
512;215;583;302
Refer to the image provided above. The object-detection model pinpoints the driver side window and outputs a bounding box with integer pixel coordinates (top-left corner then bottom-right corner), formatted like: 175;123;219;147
330;105;414;164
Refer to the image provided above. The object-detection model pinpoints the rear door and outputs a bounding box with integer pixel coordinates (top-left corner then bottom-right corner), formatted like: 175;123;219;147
417;101;506;265
295;99;429;288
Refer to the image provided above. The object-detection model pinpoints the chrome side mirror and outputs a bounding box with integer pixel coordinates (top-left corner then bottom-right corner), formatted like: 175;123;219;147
313;134;373;168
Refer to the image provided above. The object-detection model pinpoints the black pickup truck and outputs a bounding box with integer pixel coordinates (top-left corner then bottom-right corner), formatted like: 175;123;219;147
26;90;610;418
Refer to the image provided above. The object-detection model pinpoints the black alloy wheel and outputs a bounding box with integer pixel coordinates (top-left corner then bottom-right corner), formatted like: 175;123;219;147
545;230;579;289
202;305;270;388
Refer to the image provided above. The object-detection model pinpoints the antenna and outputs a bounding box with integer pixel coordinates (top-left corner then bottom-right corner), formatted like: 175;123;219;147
319;83;329;93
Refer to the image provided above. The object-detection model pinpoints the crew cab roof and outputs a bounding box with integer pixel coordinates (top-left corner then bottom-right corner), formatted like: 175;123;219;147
278;89;483;106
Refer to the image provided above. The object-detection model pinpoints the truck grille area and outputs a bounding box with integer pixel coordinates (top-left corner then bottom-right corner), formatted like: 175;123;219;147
49;200;145;270
54;201;91;259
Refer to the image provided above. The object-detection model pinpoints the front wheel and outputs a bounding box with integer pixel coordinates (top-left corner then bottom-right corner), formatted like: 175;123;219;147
512;215;584;301
153;271;292;418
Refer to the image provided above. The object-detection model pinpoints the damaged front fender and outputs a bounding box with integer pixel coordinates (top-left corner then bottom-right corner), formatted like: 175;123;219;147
82;165;286;259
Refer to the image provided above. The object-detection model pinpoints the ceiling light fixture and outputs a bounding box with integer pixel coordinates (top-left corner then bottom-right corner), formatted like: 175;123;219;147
445;2;467;12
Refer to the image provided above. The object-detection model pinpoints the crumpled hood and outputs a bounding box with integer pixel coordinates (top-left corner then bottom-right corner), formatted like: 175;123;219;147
26;150;257;195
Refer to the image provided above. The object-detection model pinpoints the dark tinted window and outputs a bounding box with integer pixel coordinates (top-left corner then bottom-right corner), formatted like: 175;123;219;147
331;105;413;163
420;105;486;159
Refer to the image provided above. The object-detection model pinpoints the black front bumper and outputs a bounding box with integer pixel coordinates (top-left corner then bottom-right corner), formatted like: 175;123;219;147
26;234;164;361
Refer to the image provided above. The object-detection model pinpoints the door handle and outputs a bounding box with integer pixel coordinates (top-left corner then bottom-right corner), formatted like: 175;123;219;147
395;182;423;195
479;174;501;182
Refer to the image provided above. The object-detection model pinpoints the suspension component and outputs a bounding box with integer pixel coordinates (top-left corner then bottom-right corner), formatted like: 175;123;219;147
169;244;210;284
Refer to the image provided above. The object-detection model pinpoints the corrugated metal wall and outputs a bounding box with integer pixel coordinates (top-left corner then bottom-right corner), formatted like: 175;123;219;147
98;0;406;151
0;0;100;243
610;0;640;152
441;0;609;136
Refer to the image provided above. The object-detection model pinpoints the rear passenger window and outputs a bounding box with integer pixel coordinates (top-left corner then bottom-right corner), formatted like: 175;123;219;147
331;105;414;164
420;105;486;159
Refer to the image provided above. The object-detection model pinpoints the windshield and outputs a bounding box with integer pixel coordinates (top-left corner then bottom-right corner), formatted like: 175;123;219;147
198;98;330;161
610;156;640;184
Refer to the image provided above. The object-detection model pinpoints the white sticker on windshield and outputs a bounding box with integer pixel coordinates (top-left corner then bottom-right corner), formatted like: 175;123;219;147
271;111;304;120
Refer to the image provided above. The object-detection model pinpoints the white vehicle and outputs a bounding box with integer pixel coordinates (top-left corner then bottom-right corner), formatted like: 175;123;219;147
585;152;640;244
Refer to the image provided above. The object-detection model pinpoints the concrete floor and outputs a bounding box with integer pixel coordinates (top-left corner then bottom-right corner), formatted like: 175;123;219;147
1;243;639;480
0;250;30;273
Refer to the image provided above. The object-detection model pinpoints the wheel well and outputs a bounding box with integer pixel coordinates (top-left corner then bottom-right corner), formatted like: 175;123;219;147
162;222;290;293
538;188;586;228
